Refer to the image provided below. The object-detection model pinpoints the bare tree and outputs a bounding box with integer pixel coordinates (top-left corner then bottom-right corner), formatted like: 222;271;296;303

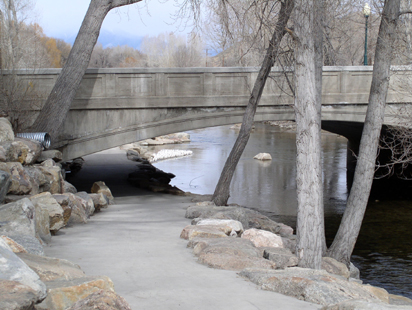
30;0;142;142
140;32;204;67
212;0;294;206
0;0;53;131
293;0;325;269
328;0;401;266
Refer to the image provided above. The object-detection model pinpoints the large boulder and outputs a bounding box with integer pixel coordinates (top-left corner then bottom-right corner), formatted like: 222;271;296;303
321;299;412;309
17;252;85;282
66;193;88;224
241;228;284;248
389;294;412;306
193;218;244;236
0;198;36;237
32;201;51;244
36;276;115;310
0;170;11;203
263;247;298;269
89;193;109;212
188;238;276;271
37;164;64;194
0;162;34;195
239;268;384;306
37;150;63;163
75;192;95;217
25;166;47;195
30;192;65;233
66;289;132;310
63;181;77;194
0;139;42;165
13;138;42;165
322;257;351;279
0;238;47;300
0;196;45;255
91;181;114;205
52;194;73;226
180;225;229;240
0;235;27;254
0;118;14;143
0;145;6;162
185;204;293;237
0;280;42;310
4;234;44;256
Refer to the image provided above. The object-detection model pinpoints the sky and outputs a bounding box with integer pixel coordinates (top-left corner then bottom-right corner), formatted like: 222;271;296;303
34;0;193;48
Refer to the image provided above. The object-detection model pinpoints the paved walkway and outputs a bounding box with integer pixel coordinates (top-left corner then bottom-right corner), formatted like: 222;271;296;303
45;150;321;309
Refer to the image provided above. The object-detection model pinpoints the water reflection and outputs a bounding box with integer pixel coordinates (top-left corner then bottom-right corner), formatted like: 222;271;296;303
153;123;412;298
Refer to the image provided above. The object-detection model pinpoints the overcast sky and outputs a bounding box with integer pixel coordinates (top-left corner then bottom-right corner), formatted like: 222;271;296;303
34;0;192;48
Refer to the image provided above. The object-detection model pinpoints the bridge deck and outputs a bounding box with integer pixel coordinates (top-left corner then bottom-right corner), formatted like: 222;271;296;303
10;66;412;160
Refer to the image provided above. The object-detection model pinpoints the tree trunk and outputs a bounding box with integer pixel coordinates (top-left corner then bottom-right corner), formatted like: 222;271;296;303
314;0;327;256
211;0;295;206
327;0;401;266
31;0;142;142
294;0;324;269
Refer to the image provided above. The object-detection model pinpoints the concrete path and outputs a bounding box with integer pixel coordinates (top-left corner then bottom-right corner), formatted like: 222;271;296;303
44;193;320;310
45;149;321;309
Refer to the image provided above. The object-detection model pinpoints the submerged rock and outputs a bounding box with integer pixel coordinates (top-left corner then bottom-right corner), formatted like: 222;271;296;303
253;153;272;161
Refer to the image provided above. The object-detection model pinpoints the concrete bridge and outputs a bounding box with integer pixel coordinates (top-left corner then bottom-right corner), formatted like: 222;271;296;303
18;66;412;160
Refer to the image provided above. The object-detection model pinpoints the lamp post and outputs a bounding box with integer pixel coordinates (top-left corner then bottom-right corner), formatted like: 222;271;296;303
363;3;371;65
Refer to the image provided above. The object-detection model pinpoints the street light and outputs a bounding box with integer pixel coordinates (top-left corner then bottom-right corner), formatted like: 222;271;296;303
363;3;371;65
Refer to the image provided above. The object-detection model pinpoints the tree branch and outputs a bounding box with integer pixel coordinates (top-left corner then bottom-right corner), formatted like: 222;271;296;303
111;0;142;9
398;10;412;16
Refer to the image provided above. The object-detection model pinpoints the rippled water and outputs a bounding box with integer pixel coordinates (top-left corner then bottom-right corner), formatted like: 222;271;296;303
152;123;412;298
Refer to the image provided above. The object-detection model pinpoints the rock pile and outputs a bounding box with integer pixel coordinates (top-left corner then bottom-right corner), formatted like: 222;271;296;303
181;201;412;309
0;118;130;310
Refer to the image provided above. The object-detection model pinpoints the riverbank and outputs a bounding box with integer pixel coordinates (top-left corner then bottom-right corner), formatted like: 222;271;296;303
59;147;412;309
55;150;321;309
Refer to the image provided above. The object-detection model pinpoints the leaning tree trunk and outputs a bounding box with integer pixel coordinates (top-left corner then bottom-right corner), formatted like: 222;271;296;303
327;0;401;266
31;0;142;143
294;0;324;269
211;0;294;206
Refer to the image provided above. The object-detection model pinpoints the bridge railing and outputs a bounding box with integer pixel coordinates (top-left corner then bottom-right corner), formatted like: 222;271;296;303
6;66;412;112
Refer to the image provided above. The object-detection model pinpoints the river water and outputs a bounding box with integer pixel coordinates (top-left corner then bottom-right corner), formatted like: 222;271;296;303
152;123;412;299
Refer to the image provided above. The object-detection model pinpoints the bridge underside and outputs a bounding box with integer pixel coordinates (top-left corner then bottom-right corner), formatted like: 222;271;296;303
57;103;392;161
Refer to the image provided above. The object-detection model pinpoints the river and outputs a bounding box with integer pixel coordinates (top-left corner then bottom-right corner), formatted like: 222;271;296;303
151;122;412;299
